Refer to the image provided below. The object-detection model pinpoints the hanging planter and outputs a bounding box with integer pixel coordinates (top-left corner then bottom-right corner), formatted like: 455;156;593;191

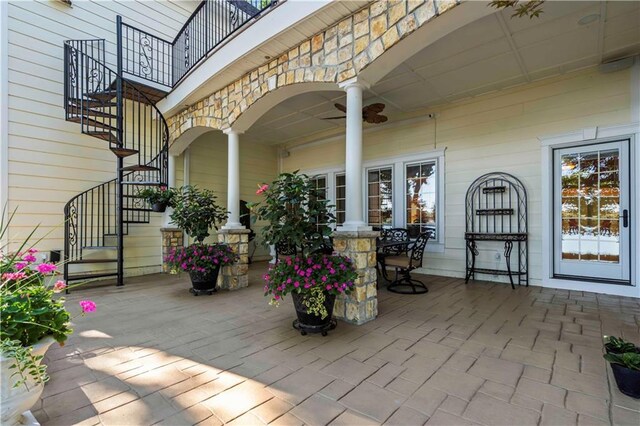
151;202;167;213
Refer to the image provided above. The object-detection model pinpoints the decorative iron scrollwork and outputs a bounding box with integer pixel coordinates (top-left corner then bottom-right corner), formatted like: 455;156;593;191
184;28;190;69
139;34;152;77
68;203;78;249
87;67;103;94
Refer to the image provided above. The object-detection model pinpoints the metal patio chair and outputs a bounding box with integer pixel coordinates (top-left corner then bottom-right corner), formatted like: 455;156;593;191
383;230;432;294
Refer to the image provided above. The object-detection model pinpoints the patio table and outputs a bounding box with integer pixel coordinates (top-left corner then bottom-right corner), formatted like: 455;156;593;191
376;240;412;283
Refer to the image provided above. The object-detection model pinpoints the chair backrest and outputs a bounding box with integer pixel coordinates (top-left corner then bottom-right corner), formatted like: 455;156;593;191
381;228;409;242
409;231;432;269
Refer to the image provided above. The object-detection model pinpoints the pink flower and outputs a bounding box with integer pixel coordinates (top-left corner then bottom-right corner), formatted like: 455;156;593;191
15;262;27;270
37;263;57;274
22;254;37;263
2;272;27;281
53;280;67;293
256;184;269;195
28;248;38;254
79;300;97;313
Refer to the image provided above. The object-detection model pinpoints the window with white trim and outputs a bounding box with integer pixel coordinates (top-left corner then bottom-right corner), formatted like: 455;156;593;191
406;161;437;239
309;175;328;232
367;166;393;228
335;173;346;226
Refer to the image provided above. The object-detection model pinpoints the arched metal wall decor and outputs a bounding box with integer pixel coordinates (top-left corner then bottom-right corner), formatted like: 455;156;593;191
464;172;528;288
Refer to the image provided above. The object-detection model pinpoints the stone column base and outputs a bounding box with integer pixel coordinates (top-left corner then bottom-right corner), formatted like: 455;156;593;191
332;230;379;325
217;228;250;290
160;228;183;273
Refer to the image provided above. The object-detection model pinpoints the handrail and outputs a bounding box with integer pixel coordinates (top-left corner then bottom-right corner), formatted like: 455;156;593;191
119;0;278;88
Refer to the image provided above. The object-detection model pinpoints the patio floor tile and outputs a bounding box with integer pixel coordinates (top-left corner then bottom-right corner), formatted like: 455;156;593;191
36;265;640;425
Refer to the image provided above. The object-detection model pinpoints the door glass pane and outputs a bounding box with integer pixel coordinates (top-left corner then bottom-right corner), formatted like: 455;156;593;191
406;161;437;239
335;173;345;226
560;148;620;263
367;167;393;228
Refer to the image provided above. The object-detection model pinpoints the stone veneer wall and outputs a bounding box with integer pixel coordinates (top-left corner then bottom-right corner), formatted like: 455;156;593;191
167;0;458;140
160;228;184;273
332;231;379;325
217;229;251;290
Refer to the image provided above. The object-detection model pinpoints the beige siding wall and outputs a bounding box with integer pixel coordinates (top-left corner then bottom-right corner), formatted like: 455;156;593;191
282;67;633;284
184;132;279;259
6;0;196;273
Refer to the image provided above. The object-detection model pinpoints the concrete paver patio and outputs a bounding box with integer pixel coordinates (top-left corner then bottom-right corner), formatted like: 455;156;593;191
34;263;640;425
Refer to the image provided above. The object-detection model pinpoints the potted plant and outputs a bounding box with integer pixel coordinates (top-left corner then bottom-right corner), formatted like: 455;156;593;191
604;336;640;354
251;171;358;336
165;243;237;295
1;208;96;425
168;185;233;295
138;185;175;212
604;351;640;399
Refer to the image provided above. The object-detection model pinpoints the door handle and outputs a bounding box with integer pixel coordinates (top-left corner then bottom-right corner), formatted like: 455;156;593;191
621;209;629;228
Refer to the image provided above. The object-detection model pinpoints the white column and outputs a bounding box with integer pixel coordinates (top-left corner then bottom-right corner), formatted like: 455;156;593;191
163;154;177;226
223;129;244;229
338;78;370;231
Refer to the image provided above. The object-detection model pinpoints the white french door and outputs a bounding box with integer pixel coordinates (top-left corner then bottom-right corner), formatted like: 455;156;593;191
553;140;631;283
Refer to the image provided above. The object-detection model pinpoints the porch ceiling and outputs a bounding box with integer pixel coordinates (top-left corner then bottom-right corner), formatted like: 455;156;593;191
243;0;640;146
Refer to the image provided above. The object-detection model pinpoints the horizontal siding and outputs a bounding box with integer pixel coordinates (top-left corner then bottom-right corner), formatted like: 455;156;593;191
282;66;632;285
186;132;278;258
6;0;196;274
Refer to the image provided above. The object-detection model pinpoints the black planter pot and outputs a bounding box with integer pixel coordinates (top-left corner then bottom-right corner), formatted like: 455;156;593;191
188;267;220;296
605;344;640;355
291;292;337;336
610;363;640;398
151;202;167;213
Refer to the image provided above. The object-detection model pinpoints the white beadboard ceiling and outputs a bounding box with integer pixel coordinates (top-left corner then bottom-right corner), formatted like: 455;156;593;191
243;1;640;146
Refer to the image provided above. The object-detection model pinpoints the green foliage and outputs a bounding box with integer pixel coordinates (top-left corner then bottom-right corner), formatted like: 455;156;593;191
489;0;544;19
249;171;335;256
138;185;176;206
604;352;640;371
0;339;49;390
170;186;228;243
604;336;639;354
1;284;71;347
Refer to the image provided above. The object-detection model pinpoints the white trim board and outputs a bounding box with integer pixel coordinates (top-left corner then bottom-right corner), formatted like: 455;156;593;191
0;0;8;247
539;123;640;298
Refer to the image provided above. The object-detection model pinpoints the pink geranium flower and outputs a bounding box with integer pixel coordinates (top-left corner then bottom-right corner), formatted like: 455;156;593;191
53;280;67;293
36;263;57;274
79;300;97;313
256;184;269;195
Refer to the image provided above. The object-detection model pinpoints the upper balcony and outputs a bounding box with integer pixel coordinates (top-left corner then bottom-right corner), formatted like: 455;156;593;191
118;0;367;116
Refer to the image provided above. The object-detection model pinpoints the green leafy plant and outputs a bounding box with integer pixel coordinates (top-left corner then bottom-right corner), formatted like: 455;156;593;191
489;0;544;19
138;185;175;206
170;185;228;243
0;206;96;389
604;336;639;354
249;171;335;255
604;352;640;371
0;339;48;389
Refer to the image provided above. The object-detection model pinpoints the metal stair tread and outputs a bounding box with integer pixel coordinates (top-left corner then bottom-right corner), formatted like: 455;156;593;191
110;147;139;158
66;259;117;264
67;99;117;108
66;271;119;282
82;245;117;249
86;131;117;142
121;164;160;172
69;117;118;132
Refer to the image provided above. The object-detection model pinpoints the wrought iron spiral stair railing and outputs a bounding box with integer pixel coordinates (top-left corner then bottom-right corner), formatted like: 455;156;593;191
63;38;169;286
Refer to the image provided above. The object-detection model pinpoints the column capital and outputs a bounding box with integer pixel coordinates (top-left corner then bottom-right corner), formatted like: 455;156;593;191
223;128;244;136
338;77;370;91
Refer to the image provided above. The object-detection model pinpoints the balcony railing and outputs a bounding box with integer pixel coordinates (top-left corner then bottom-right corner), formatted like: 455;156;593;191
119;0;278;88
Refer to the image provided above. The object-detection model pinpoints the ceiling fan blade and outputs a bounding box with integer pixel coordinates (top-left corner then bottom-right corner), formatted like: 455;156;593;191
364;103;385;114
334;103;347;113
322;116;347;120
366;114;388;124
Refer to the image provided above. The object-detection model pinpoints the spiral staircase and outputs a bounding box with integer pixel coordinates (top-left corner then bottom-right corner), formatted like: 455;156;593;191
62;36;169;286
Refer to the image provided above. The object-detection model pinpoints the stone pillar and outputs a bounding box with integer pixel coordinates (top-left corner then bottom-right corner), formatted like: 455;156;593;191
217;228;250;290
222;129;244;229
338;78;370;232
161;227;183;273
332;230;379;325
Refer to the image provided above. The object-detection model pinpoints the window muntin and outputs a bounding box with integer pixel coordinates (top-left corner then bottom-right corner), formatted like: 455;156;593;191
367;167;393;228
335;173;345;226
406;161;437;239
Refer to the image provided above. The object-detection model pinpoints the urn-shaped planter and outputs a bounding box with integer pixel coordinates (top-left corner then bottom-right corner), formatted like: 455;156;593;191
188;267;220;296
1;336;56;426
291;292;337;336
610;363;640;399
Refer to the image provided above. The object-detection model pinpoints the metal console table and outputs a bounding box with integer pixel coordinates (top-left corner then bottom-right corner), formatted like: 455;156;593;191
464;172;528;289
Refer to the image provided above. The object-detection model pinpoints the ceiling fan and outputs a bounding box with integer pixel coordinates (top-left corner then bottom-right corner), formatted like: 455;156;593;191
323;103;388;124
